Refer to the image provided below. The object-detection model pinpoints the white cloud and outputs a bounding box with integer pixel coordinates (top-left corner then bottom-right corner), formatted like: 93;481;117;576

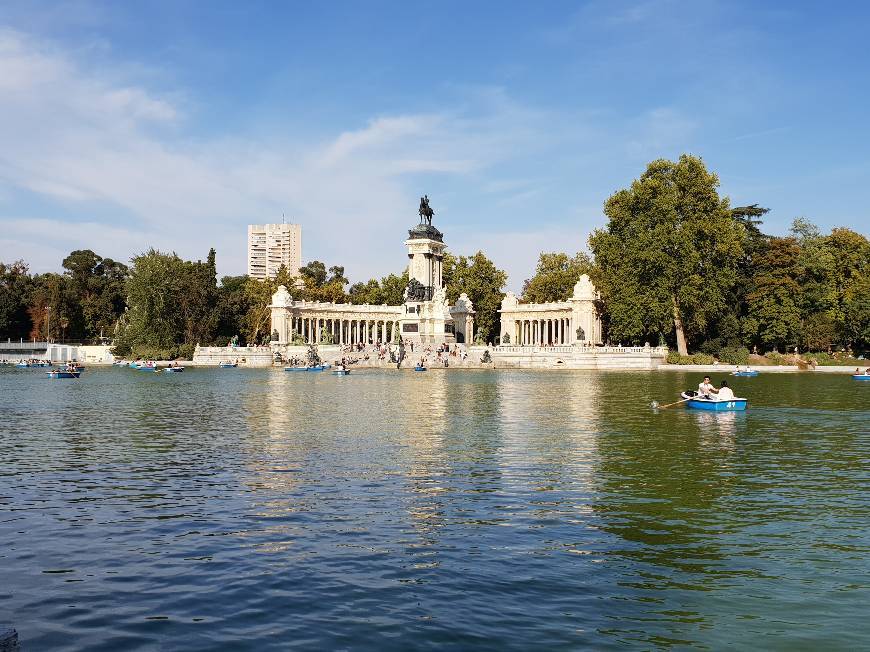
0;29;557;283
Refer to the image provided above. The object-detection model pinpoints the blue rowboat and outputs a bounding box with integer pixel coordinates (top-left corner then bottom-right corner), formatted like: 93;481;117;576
681;392;747;411
732;370;758;377
332;368;350;375
47;370;80;379
164;367;184;373
218;362;238;368
853;374;870;381
284;366;308;372
15;362;30;368
414;366;427;372
305;365;327;372
137;365;159;371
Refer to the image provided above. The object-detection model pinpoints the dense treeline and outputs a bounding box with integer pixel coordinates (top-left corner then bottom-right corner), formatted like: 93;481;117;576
0;250;128;343
3;154;866;358
579;155;869;356
0;246;508;357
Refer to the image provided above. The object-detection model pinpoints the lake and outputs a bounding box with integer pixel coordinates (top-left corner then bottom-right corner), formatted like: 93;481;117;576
1;366;868;650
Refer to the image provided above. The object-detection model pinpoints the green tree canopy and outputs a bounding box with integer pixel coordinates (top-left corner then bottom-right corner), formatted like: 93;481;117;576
521;252;592;303
443;251;507;343
0;260;33;339
589;154;745;353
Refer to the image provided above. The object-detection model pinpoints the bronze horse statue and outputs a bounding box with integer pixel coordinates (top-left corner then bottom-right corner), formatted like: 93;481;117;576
418;195;434;226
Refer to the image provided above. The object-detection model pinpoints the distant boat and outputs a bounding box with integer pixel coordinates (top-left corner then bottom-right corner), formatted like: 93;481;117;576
15;362;30;368
414;366;427;372
164;366;184;373
137;364;159;371
853;374;870;381
681;391;747;411
732;370;758;377
332;367;350;375
218;362;238;368
47;369;81;379
284;364;326;372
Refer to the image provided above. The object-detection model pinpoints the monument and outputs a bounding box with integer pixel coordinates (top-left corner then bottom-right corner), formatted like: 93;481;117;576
400;196;456;344
267;196;467;348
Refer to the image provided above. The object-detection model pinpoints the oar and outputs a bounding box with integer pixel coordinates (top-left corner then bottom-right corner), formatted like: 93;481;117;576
650;395;694;409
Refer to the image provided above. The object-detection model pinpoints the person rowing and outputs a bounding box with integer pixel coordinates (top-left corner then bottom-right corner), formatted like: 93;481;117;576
698;376;718;398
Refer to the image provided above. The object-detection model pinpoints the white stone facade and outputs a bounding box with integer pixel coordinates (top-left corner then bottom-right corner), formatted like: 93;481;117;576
270;285;404;345
269;214;474;348
499;274;602;345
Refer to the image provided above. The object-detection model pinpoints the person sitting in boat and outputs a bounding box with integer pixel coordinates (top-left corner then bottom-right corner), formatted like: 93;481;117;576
698;376;717;398
717;380;735;401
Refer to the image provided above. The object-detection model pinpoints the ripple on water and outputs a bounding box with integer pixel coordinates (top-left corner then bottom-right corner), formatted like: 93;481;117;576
0;367;868;650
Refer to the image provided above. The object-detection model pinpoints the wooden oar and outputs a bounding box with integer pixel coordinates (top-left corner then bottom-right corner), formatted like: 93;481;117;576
651;395;694;409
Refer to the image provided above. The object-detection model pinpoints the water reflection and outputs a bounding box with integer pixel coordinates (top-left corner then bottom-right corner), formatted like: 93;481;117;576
1;367;868;651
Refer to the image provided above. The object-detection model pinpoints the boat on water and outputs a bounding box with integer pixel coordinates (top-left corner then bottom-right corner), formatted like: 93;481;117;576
414;366;427;372
47;369;81;379
332;366;350;375
164;366;184;373
137;364;159;371
853;374;870;381
681;391;747;411
218;362;238;368
732;370;758;377
283;364;326;372
15;362;30;368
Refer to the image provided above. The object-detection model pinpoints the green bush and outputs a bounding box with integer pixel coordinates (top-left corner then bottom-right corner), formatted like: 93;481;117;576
667;351;697;365
764;352;788;365
691;353;715;365
804;352;865;366
718;346;750;365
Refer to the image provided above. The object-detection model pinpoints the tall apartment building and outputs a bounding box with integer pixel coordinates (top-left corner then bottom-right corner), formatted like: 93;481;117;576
247;223;302;281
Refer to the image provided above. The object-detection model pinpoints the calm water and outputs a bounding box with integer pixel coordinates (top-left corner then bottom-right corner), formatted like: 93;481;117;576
1;366;868;650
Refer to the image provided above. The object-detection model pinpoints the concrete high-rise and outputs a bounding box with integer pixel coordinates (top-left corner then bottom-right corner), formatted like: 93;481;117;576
247;223;302;280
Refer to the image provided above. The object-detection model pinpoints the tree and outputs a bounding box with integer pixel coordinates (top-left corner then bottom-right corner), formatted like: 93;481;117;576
113;248;219;358
60;249;128;341
0;260;33;339
347;271;408;305
744;237;804;351
443;251;507;343
589;155;745;353
299;261;327;287
521;252;592;303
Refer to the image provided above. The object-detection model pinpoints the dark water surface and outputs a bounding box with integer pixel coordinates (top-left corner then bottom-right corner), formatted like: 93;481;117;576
1;367;868;650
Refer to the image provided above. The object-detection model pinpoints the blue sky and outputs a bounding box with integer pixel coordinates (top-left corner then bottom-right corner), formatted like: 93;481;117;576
0;0;868;291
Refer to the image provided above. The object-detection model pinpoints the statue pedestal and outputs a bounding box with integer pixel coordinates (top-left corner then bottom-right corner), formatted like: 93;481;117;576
400;299;455;345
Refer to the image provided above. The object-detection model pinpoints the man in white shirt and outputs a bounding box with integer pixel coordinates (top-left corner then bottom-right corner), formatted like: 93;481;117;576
717;380;735;401
698;376;717;398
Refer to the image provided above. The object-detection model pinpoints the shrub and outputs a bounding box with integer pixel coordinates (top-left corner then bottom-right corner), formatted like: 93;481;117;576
718;346;750;366
764;352;788;365
691;353;715;365
667;351;696;365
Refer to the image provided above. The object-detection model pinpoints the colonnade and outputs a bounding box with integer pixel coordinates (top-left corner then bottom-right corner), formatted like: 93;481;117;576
291;316;399;345
512;317;573;346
